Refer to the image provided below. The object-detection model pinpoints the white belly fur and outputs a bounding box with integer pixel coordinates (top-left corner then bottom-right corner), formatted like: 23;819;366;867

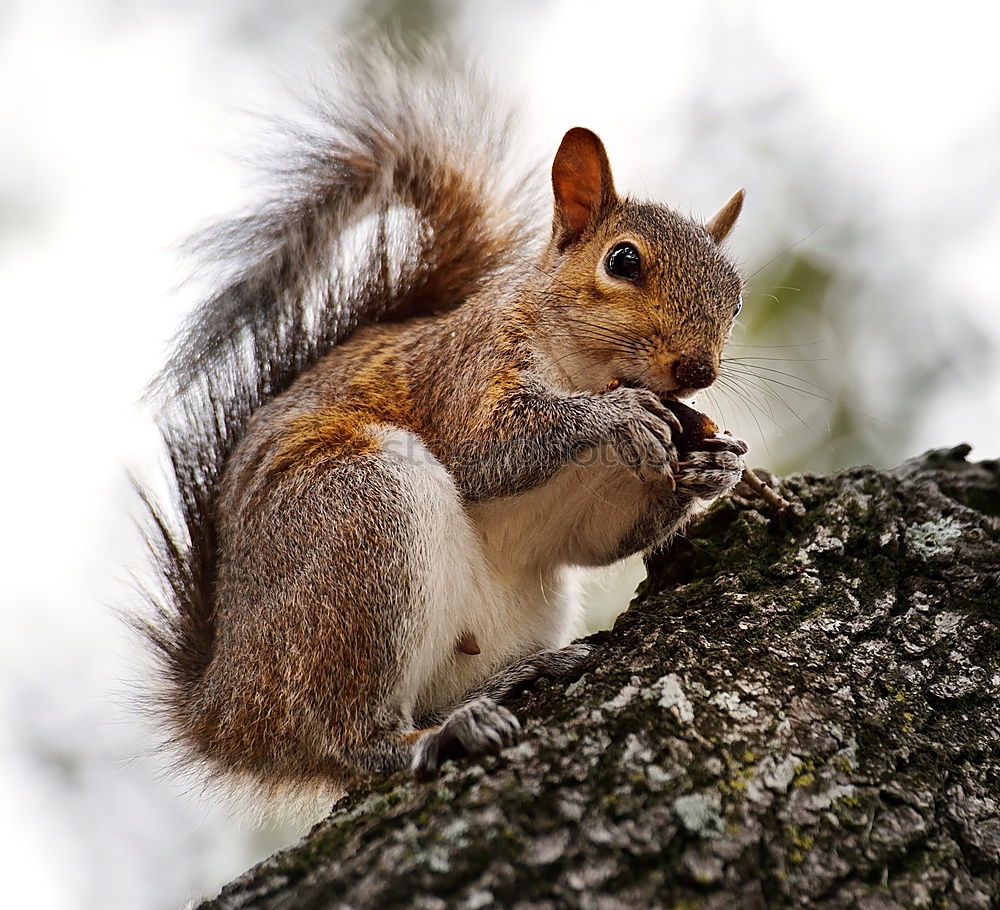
469;444;654;570
378;431;644;721
376;430;578;720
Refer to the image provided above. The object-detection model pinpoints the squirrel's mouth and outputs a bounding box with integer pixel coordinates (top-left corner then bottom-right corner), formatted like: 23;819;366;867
613;377;746;456
616;376;684;404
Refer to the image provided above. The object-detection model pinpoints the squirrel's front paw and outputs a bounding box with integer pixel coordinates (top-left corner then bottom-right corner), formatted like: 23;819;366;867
598;387;682;484
411;696;520;778
675;445;745;500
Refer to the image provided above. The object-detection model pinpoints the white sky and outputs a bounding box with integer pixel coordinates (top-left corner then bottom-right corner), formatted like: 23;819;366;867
1;2;998;908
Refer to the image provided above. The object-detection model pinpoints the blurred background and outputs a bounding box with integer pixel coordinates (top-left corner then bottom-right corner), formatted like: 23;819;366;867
2;1;998;907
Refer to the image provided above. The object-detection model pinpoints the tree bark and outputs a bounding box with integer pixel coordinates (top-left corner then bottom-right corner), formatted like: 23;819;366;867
199;445;1000;910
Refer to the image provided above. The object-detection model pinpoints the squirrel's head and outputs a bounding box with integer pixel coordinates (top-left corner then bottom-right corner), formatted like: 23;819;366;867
536;127;744;401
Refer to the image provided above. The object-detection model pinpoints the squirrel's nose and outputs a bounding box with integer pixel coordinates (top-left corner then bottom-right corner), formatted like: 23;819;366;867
673;355;717;391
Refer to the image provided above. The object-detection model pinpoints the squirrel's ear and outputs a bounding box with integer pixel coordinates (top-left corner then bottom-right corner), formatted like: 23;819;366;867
552;127;616;248
706;189;745;244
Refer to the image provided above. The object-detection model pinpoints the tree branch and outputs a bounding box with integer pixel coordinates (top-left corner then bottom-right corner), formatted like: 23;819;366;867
200;445;1000;909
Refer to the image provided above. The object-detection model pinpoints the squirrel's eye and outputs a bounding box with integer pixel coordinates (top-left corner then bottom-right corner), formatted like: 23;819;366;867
605;242;642;281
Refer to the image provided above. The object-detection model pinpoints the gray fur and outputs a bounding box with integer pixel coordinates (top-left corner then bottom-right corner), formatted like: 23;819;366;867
133;45;748;804
469;643;595;706
135;45;544;764
412;697;521;779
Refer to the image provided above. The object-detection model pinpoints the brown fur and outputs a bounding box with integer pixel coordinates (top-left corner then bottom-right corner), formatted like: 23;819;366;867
270;410;381;473
183;129;744;792
140;60;746;805
399;728;440;747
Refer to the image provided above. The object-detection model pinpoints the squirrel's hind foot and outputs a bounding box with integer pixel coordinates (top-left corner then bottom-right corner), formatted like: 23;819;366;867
475;641;594;704
411;696;520;779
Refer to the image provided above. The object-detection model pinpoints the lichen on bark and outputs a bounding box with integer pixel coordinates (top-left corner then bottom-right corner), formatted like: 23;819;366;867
198;446;1000;910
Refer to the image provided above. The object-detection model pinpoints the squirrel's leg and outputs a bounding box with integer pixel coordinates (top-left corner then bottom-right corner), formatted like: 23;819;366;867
211;423;532;786
463;642;594;706
339;698;519;778
445;382;682;501
408;696;521;778
393;637;594;776
335;426;559;777
209;444;429;783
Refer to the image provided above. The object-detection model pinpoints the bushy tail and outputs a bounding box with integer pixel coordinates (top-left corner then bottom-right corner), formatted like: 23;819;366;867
134;44;544;753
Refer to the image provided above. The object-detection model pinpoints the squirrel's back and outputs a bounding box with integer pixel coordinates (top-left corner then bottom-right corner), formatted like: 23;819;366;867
135;45;545;783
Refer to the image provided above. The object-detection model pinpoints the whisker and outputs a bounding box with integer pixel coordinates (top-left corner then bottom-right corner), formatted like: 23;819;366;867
713;375;781;445
542;332;646;356
713;380;780;455
725;373;822;440
727;340;828;349
725;363;833;397
717;373;778;425
726;356;829;364
698;387;730;437
543;322;650;350
745;225;823;281
535;316;645;341
728;362;831;383
724;367;831;402
527;262;581;297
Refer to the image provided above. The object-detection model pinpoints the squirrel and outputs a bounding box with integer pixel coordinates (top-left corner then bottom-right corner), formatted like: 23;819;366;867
136;47;748;808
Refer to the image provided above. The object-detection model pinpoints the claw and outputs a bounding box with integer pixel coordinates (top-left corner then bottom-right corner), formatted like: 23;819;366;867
662;411;683;435
700;435;748;455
